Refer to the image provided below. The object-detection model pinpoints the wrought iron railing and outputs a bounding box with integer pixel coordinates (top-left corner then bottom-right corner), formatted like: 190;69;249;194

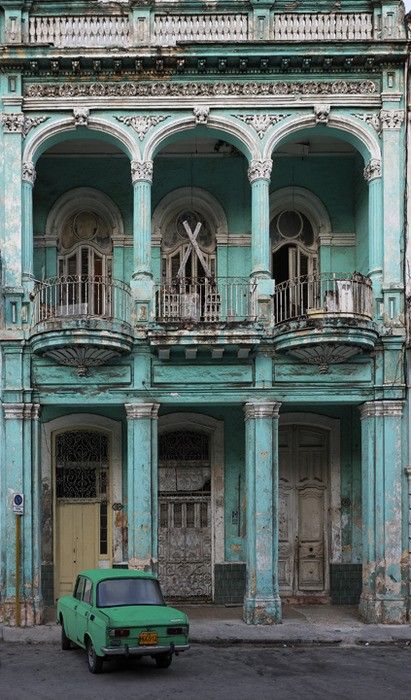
273;273;373;325
155;277;257;323
31;275;132;327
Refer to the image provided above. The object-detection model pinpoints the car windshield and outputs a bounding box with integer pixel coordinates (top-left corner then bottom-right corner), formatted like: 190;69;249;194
96;578;165;608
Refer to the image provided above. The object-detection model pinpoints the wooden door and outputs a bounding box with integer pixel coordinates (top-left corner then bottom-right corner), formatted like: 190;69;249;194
56;502;99;599
279;425;328;597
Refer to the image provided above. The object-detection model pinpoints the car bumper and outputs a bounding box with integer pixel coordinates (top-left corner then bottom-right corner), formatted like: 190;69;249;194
102;643;190;657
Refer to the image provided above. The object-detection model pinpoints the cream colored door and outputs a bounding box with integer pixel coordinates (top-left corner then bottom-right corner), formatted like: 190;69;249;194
279;425;328;596
56;502;99;599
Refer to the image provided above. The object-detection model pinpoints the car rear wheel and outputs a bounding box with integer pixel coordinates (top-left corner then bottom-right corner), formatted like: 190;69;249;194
86;638;104;674
61;620;71;650
155;653;173;669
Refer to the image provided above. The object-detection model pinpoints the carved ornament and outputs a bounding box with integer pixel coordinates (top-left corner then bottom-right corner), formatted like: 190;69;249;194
247;159;273;183
22;161;37;185
314;104;331;125
73;107;90;127
116;115;167;140
380;110;405;130
235;114;290;139
363;159;382;182
131;160;153;184
24;80;378;100
354;112;382;134
193;106;210;125
1;113;48;136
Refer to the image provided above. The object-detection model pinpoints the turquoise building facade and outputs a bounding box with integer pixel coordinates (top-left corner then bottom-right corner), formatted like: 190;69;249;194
0;0;409;625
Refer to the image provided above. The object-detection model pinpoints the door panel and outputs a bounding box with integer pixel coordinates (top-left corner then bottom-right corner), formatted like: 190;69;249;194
279;425;328;597
56;503;99;599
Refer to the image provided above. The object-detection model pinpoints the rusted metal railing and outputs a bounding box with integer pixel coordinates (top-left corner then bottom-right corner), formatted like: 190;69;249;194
273;272;373;325
155;277;257;323
31;275;132;326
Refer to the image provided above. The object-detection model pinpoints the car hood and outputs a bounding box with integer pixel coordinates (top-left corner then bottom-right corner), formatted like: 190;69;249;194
101;605;188;627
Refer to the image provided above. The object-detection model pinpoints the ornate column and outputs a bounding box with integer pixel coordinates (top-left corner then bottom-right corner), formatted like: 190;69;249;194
1;111;24;297
405;467;411;605
359;400;406;623
125;403;160;571
130;160;154;319
364;158;383;300
248;159;272;279
243;401;282;624
22;161;36;289
1;403;43;626
380;109;405;322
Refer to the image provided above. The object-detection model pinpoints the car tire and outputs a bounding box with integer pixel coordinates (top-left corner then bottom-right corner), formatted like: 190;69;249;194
86;638;104;674
155;653;173;669
61;620;71;651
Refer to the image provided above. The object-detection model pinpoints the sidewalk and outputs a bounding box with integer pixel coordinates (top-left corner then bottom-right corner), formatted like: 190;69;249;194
1;605;411;646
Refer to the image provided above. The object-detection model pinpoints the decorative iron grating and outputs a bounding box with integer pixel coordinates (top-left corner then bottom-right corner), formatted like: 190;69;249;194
56;431;109;500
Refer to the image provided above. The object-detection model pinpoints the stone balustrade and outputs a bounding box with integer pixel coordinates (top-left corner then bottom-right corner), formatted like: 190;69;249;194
23;11;389;48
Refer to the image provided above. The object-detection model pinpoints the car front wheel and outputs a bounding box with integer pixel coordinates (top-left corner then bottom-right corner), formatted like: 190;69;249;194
86;638;104;674
61;620;71;650
155;653;172;669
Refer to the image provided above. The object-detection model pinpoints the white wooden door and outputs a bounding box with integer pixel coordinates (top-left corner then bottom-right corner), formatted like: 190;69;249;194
279;425;328;596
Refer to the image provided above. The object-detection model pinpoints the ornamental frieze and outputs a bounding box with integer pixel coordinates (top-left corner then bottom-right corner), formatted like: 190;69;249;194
235;114;290;139
116;115;167;140
24;80;378;99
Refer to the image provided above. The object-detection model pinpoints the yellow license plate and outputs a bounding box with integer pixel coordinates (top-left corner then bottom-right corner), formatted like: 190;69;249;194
139;631;158;646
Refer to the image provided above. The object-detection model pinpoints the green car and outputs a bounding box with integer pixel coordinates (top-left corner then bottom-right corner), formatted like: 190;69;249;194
57;568;190;673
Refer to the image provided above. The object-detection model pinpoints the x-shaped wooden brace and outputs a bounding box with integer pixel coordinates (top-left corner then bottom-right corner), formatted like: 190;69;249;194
177;220;211;279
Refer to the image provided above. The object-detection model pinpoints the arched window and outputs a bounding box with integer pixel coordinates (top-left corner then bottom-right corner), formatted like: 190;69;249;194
161;209;216;282
271;209;318;285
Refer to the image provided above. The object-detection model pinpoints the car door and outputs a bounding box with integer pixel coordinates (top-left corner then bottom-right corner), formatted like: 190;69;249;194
64;576;85;641
74;577;93;648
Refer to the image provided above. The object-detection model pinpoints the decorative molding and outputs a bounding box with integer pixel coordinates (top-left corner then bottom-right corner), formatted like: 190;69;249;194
45;187;124;239
125;403;160;420
247;159;272;183
116;115;167;140
131;160;153;184
3;403;36;420
380;110;405;130
73;107;90;127
360;400;404;419
44;347;120;375
319;233;356;247
22;115;48;137
24;80;379;100
235;114;290;139
314;104;331;125
270;187;332;239
354;112;381;134
288;345;360;372
244;402;282;420
22;161;36;185
363;158;382;182
193;106;210;125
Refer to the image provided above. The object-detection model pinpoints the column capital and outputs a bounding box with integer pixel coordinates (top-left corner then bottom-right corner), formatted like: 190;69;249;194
359;400;404;420
2;402;37;420
244;401;281;420
0;112;25;133
125;403;160;420
22;161;36;185
363;158;382;182
247;159;272;183
380;109;405;130
131;160;153;184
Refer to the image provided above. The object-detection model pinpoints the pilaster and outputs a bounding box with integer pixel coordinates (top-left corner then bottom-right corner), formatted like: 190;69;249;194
359;400;407;624
1;402;43;626
125;403;160;572
243;401;282;624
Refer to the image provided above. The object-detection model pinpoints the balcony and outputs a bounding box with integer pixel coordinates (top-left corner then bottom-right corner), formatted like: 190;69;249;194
29;275;133;372
149;277;261;350
273;273;378;366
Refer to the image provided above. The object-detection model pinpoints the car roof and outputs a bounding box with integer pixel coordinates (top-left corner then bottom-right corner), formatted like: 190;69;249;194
78;569;157;583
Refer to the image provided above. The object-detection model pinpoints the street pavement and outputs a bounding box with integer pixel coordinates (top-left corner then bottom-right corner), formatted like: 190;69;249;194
1;642;411;699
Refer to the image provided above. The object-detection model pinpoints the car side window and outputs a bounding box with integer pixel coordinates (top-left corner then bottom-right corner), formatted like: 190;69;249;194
74;576;85;601
83;578;92;604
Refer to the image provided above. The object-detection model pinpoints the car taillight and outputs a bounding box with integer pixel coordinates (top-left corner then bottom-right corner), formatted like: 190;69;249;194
109;628;130;638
